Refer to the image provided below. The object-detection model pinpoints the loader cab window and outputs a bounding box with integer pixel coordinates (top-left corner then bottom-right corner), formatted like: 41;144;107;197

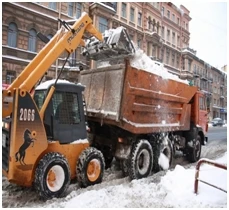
199;96;206;110
53;91;81;124
34;90;46;110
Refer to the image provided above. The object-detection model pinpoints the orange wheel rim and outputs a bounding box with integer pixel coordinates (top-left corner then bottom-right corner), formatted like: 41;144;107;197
87;159;101;182
47;169;56;188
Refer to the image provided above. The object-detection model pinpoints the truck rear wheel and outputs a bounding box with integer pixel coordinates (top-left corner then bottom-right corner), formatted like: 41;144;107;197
76;147;105;187
34;152;70;200
128;140;153;180
187;134;202;162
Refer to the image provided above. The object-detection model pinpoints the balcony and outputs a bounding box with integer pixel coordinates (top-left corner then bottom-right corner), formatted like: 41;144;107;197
208;77;213;83
201;74;208;81
193;70;199;78
180;70;193;80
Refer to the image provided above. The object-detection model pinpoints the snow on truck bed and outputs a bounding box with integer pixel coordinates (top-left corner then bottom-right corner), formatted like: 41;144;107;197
98;48;189;85
130;49;189;84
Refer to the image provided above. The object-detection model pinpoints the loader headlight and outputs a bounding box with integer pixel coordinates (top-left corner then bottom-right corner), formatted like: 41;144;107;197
2;121;9;129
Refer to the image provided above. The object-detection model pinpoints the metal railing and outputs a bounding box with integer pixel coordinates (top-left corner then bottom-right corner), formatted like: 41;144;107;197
194;158;227;194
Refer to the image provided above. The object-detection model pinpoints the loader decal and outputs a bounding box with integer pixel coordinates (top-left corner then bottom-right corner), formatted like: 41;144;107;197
15;128;36;165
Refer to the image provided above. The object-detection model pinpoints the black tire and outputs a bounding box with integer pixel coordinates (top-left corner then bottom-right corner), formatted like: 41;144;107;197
187;134;202;162
128;140;153;180
34;152;70;200
76;147;105;188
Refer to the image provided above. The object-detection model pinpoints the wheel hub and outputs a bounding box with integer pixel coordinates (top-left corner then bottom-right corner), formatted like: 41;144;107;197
87;159;101;182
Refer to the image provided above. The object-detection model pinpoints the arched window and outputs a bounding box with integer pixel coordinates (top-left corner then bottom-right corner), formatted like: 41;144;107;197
28;29;37;52
8;22;18;47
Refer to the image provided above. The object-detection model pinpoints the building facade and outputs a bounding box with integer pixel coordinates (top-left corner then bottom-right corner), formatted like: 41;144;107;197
2;2;227;121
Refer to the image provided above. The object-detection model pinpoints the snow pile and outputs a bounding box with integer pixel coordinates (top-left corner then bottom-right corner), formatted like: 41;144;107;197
130;48;189;84
44;153;227;208
158;153;170;170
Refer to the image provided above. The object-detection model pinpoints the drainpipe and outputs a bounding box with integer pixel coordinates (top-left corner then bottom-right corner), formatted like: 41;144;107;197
55;2;62;78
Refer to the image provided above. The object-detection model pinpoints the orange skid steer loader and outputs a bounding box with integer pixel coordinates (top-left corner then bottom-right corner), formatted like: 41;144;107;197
2;12;134;200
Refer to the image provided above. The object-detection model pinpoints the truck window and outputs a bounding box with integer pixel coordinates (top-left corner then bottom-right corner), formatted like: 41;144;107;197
199;96;206;110
53;91;81;124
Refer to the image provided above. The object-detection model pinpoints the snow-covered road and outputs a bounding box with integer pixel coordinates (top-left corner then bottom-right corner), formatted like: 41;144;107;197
2;139;227;208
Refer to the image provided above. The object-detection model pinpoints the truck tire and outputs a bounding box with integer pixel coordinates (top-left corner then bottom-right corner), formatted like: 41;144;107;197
187;134;202;162
128;140;153;180
34;152;70;200
76;147;105;187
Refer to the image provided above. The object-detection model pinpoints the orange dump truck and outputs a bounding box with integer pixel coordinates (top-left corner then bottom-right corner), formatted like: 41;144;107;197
80;59;208;179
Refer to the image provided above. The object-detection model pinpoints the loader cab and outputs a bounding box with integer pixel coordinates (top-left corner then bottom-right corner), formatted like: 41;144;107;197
34;80;87;143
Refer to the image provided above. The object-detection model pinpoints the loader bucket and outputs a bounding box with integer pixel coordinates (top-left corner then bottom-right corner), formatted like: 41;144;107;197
82;27;135;61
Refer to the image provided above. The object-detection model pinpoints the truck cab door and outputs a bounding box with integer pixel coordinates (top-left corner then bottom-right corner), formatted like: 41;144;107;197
198;93;208;135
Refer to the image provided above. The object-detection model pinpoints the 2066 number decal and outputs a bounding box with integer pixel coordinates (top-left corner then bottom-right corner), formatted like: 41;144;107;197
19;108;35;121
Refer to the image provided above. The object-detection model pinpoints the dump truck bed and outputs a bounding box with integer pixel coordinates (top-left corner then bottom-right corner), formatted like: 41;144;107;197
80;61;198;134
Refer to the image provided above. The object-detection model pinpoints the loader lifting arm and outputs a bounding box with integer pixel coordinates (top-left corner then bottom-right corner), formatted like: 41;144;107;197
2;12;103;118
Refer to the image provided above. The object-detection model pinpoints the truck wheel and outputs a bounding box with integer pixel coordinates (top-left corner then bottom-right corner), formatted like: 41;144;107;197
128;140;153;180
76;147;105;188
34;152;70;200
187;134;202;162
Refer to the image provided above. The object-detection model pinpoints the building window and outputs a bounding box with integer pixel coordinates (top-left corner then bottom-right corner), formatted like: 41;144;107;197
130;7;135;22
172;14;175;22
68;2;73;17
76;3;82;18
69;50;77;67
161;7;164;16
172;53;175;66
137;39;142;48
122;3;127;18
188;59;191;71
172;32;175;44
49;2;57;10
110;2;117;11
8;22;18;47
99;17;108;33
6;70;16;84
177;55;180;68
166;49;170;64
28;29;37;52
167;29;170;42
161;49;164;62
138;12;142;26
161;26;164;38
177;17;180;25
177;35;180;47
186;23;188;30
167;10;170;19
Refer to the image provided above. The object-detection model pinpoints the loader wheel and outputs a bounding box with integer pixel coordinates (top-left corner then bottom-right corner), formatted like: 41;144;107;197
76;147;105;188
128;140;153;180
34;152;70;200
187;134;202;163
